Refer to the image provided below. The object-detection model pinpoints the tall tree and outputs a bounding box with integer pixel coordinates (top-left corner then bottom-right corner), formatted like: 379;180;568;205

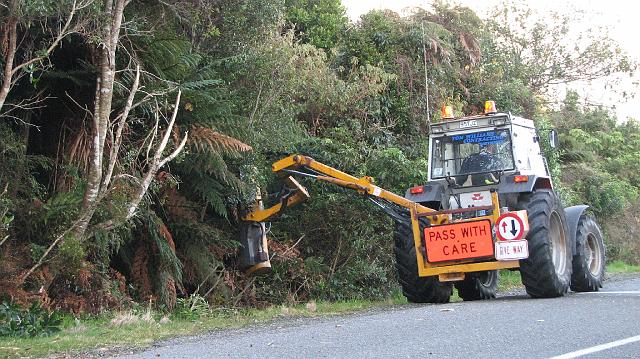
23;0;189;280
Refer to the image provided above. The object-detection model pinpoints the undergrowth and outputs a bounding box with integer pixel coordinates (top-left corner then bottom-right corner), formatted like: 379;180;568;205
0;301;62;337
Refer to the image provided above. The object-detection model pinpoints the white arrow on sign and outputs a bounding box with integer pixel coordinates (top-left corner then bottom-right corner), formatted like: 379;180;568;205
495;212;525;241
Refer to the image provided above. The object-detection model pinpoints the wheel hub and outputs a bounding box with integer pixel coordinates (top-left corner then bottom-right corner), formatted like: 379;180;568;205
549;211;568;275
586;233;603;276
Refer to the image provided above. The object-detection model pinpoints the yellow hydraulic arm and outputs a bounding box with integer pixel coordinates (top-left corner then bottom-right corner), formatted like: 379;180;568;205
239;154;520;278
243;154;443;223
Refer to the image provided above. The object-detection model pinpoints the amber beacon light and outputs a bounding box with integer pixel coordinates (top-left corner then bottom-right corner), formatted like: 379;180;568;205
484;100;497;114
441;105;454;119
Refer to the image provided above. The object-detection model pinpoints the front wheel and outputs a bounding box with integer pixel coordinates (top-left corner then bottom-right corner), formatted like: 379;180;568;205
454;270;498;301
517;190;572;298
570;215;606;292
393;215;452;303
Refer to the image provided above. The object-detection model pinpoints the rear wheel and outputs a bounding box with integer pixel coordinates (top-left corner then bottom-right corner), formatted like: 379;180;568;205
516;190;572;298
393;215;452;303
570;215;606;292
455;270;499;301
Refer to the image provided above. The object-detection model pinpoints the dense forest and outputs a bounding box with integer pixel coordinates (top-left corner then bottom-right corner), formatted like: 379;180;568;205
0;0;638;315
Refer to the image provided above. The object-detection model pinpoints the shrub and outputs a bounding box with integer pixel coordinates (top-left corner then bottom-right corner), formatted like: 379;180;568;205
172;294;211;320
0;301;63;337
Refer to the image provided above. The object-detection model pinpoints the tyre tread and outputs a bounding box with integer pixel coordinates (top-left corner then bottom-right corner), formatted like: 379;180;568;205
394;215;452;303
517;190;572;298
455;271;498;301
570;216;606;292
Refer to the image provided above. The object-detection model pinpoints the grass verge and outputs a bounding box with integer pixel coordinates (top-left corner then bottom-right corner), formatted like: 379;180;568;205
0;296;406;358
498;270;523;292
607;260;640;273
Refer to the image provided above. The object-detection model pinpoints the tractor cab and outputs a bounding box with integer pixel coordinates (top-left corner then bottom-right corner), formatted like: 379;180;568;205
407;101;551;211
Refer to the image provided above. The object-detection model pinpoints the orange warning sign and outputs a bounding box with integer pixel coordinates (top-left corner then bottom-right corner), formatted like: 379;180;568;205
424;220;494;262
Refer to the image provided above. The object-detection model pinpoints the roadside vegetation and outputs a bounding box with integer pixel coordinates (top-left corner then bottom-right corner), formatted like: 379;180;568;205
0;0;638;354
0;295;407;358
1;262;637;358
606;261;640;273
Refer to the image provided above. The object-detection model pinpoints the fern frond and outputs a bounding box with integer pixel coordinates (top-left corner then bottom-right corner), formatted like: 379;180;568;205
133;211;183;283
188;175;230;217
188;125;252;153
179;79;222;90
182;151;230;180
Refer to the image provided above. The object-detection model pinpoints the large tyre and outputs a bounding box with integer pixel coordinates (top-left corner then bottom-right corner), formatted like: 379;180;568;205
393;215;452;303
516;190;572;298
570;215;606;292
454;270;499;301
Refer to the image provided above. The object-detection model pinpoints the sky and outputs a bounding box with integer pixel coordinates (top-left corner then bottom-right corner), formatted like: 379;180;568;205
341;0;640;121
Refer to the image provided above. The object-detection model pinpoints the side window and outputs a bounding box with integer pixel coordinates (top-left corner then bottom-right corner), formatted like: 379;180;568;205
513;127;532;171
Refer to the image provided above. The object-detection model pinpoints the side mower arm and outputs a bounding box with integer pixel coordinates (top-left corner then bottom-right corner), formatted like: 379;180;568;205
238;155;447;275
243;154;439;223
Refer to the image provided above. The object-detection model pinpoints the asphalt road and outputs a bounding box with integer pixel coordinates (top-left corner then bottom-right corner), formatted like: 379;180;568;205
115;275;640;359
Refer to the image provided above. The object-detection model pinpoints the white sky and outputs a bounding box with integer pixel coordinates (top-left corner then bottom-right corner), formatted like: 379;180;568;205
342;0;640;121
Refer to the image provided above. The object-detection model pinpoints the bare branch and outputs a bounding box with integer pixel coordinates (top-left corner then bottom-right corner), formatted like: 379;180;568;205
65;92;93;116
145;108;160;162
101;64;140;193
125;90;185;219
0;236;9;248
158;131;188;168
154;91;182;163
11;0;84;75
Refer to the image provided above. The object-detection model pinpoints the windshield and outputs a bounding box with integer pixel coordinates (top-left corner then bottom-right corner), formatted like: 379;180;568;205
430;129;515;186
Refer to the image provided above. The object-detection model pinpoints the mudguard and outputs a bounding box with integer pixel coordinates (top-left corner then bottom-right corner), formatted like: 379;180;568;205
498;175;552;193
564;205;589;256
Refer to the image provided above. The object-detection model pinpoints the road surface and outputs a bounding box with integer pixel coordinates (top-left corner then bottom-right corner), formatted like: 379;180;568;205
115;275;640;359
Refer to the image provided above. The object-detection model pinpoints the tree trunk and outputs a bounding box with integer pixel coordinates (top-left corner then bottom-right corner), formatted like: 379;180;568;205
0;1;18;112
76;0;126;238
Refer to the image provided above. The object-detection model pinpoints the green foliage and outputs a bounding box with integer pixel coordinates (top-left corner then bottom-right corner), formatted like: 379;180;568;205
16;187;83;247
582;175;637;218
55;236;86;274
40;190;82;228
548;89;640;263
0;193;12;244
284;0;347;49
172;294;211;320
607;260;640;273
0;124;49;200
0;301;62;337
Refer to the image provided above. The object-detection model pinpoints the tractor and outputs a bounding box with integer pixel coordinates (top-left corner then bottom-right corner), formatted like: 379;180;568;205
238;101;606;303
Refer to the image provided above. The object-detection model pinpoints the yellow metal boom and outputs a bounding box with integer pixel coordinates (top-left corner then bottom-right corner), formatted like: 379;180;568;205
240;154;520;278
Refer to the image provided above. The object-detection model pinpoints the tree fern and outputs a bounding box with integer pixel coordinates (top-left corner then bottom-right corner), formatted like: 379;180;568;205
186;175;230;218
189;125;252;153
132;210;183;283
